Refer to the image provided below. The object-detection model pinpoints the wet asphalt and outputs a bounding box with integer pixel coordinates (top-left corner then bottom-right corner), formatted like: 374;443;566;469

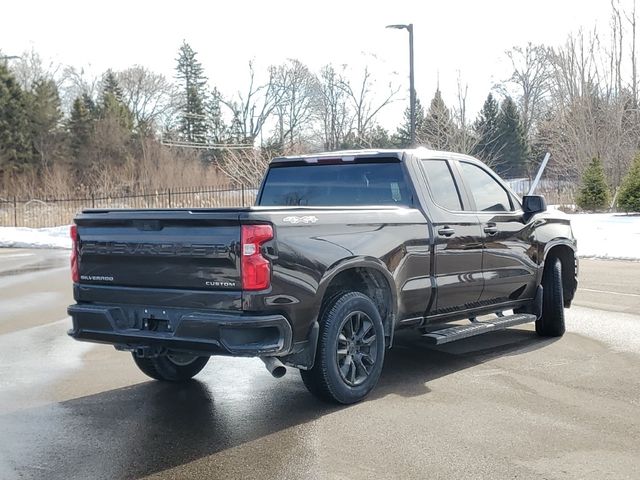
0;249;639;480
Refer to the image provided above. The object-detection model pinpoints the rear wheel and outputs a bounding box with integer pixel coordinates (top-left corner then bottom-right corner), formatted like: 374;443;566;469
132;352;210;382
536;258;566;337
301;292;386;404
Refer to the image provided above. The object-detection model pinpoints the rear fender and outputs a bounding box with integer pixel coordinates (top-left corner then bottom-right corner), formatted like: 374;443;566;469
280;257;397;371
316;256;398;337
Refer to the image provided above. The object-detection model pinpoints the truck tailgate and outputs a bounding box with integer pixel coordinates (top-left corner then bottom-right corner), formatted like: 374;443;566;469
75;209;242;291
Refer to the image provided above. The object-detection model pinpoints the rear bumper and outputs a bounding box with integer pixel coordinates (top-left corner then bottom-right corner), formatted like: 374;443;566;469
67;304;292;357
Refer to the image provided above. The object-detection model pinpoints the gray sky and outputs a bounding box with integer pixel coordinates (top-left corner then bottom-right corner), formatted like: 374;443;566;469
1;0;612;129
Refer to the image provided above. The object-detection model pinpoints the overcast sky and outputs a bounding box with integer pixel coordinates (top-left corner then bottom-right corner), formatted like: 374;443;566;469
1;0;613;129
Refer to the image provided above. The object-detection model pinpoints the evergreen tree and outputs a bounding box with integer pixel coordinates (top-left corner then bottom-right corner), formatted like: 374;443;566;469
473;93;501;162
175;41;208;144
424;89;455;150
495;97;529;177
205;87;227;144
576;157;611;211
99;71;133;130
0;63;33;173
617;152;640;212
27;78;64;168
101;70;124;103
68;94;95;159
393;97;426;148
363;125;393;148
227;113;245;145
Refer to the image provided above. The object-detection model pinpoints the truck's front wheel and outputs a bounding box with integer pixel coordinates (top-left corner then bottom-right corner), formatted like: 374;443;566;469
132;353;210;382
301;292;386;404
536;258;566;337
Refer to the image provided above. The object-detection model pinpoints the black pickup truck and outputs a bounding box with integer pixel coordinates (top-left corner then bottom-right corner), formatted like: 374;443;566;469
68;148;578;404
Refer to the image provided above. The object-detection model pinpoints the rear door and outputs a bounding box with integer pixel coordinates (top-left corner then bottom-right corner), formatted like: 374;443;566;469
417;158;484;315
454;160;537;305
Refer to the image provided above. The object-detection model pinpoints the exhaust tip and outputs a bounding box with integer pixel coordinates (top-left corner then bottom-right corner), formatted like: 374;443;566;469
260;357;287;378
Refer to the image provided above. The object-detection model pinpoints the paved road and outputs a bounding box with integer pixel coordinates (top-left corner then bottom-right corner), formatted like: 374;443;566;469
0;249;638;479
573;258;640;314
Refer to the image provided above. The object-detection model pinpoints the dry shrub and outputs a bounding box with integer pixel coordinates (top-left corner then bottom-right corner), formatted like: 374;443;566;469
136;138;227;190
216;149;270;186
1;138;231;200
216;145;309;186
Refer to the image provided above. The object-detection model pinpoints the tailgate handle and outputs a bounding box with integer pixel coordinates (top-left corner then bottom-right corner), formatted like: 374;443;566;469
134;220;163;231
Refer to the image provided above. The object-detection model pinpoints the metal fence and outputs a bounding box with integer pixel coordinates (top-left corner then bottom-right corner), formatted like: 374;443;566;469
505;177;578;206
0;185;260;228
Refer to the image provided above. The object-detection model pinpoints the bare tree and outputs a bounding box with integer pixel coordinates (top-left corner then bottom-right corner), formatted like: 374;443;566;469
539;27;637;188
611;0;625;96
338;66;399;144
541;31;605;179
222;61;283;144
450;72;478;154
316;64;353;150
272;59;319;148
59;66;99;113
116;66;180;133
10;48;62;91
624;0;638;113
502;43;552;137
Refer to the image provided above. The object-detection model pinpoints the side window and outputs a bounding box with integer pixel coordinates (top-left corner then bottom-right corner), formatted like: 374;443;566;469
459;162;512;212
421;160;463;211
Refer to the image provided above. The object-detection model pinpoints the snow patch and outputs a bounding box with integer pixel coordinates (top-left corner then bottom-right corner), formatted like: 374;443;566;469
567;213;640;261
0;225;71;249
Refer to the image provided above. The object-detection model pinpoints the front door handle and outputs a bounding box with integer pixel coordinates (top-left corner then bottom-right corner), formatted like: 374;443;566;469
484;224;498;236
438;226;455;237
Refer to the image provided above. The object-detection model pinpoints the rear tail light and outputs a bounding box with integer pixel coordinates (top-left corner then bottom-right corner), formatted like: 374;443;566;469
70;225;79;283
241;224;273;290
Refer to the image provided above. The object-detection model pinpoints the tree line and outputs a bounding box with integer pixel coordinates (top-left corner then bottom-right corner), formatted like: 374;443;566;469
1;0;640;211
0;42;536;194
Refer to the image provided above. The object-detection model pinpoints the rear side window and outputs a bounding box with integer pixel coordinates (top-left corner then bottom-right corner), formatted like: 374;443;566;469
258;162;412;206
420;160;463;211
459;162;512;212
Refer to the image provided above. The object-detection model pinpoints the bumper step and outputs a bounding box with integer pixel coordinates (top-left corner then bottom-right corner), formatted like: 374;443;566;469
422;313;537;345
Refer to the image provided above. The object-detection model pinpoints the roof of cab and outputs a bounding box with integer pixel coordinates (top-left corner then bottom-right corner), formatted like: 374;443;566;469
269;147;479;165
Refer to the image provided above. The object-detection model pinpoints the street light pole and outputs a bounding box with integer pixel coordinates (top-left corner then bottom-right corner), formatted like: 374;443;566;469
387;23;416;146
408;24;415;147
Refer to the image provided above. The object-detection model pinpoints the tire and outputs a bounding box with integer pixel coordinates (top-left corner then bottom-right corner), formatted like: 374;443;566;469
301;292;386;404
132;352;210;382
536;258;566;337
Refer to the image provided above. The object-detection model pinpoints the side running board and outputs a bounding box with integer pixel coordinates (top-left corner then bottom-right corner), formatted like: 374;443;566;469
422;313;537;345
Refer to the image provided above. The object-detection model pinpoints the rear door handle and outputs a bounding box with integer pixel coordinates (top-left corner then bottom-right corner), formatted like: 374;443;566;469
438;226;455;237
484;224;498;236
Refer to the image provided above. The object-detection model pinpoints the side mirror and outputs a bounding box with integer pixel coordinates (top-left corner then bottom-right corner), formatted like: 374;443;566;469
522;195;547;214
